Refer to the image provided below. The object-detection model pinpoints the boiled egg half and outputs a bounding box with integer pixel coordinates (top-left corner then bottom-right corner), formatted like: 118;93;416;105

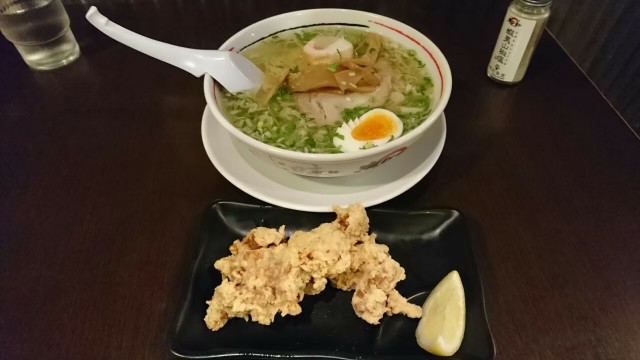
333;108;404;152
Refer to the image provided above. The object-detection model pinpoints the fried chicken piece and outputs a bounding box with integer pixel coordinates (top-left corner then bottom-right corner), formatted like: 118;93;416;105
204;226;310;330
288;222;352;295
204;204;421;331
333;203;370;242
331;204;421;323
229;226;286;253
330;233;422;324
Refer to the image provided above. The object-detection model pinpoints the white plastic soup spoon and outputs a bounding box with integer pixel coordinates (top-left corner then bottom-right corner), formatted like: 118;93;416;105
85;6;263;93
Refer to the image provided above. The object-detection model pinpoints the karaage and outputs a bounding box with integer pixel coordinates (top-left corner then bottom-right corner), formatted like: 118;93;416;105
204;204;421;331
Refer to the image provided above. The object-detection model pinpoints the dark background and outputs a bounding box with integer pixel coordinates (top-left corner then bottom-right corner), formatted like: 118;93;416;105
1;1;639;359
548;0;640;136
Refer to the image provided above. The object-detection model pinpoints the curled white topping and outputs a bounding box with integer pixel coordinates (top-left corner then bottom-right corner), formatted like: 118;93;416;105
303;37;354;65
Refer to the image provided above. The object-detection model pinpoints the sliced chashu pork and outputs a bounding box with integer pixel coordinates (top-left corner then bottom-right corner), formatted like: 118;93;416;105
295;62;393;125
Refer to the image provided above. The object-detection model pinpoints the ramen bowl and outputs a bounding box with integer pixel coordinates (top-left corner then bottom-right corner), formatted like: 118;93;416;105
204;8;451;177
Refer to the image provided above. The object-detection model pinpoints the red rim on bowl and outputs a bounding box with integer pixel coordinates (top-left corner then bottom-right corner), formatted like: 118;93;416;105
204;9;452;162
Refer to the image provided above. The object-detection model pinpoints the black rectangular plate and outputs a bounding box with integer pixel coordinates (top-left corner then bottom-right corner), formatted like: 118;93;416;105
170;201;495;359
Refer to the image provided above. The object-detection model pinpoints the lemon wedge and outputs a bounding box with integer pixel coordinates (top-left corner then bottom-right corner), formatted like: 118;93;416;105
415;270;466;356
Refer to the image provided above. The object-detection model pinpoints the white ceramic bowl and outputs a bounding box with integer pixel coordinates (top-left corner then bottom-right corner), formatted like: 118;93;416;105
204;8;451;177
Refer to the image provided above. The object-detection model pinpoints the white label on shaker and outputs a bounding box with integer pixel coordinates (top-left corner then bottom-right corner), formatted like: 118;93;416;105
487;11;536;82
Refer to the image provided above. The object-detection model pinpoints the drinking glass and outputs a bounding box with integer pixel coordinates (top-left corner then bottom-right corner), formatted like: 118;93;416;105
0;0;80;70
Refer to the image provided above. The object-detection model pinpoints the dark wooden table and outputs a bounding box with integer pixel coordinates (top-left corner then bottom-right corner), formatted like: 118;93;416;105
2;1;639;359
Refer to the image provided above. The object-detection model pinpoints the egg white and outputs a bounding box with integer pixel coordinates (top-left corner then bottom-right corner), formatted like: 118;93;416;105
333;109;404;152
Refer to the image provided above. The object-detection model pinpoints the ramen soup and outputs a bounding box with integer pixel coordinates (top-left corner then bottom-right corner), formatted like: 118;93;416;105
219;27;433;153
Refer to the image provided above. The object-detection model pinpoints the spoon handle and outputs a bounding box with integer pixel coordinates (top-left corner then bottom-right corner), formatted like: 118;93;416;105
85;6;213;77
86;7;263;92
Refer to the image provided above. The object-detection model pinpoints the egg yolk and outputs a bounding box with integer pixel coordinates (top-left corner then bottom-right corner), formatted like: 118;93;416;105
351;114;396;141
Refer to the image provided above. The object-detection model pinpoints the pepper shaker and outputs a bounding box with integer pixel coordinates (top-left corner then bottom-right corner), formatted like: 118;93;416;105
487;0;552;84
